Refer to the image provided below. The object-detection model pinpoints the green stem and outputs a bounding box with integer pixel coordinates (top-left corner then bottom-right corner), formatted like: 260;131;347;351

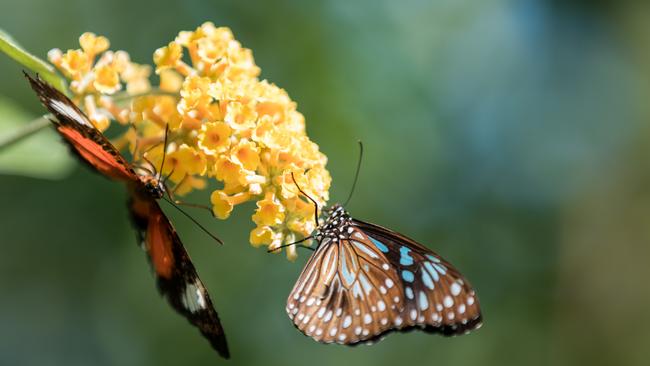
0;116;50;151
112;88;178;103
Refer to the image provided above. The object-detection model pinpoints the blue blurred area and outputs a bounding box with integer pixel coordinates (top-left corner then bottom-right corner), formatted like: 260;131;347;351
1;0;649;365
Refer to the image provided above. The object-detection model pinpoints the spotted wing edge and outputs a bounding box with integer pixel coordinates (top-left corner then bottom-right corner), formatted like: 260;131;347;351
352;218;483;339
128;193;230;359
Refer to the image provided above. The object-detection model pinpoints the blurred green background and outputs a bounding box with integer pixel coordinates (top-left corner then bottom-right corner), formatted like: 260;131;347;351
2;0;650;365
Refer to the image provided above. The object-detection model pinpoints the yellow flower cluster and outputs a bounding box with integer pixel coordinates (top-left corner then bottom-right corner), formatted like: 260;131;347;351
48;23;331;260
48;32;152;131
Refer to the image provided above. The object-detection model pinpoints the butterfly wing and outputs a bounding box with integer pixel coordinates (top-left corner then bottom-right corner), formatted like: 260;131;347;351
353;219;482;334
287;218;481;345
25;73;137;181
286;233;406;344
129;191;229;358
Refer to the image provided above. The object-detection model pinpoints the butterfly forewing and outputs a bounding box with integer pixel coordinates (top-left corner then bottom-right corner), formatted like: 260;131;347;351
25;73;137;181
286;205;482;345
355;219;482;334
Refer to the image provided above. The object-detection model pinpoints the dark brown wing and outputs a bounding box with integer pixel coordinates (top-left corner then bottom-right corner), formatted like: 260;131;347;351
129;191;229;359
24;72;137;181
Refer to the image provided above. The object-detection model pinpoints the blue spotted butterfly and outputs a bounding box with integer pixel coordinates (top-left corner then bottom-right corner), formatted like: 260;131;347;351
285;202;482;344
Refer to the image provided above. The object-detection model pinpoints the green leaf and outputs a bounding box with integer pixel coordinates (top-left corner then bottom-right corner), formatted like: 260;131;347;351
0;28;68;93
0;97;74;179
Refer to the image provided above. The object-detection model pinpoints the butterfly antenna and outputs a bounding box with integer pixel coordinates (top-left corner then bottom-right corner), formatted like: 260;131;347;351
291;172;320;227
343;140;364;207
143;156;158;176
267;236;316;253
163;196;224;245
162;166;176;186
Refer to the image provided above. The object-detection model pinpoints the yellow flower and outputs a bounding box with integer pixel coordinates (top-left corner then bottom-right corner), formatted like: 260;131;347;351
153;42;183;73
159;70;183;92
49;25;331;260
179;76;213;113
250;226;276;247
60;50;90;79
93;65;121;94
214;156;247;189
79;32;110;59
224;101;257;132
252;192;285;227
196;36;226;64
162;144;207;182
230;139;260;171
130;95;182;130
210;190;250;219
121;62;152;94
198;122;231;155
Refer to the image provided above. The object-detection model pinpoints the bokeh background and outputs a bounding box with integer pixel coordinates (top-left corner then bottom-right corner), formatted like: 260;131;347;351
2;0;650;365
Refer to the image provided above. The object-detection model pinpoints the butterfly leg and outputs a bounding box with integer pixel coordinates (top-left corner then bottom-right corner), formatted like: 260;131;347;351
164;178;215;216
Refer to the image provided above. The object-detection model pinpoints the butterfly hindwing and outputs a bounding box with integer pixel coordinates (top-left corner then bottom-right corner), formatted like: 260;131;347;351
286;205;482;345
129;193;230;359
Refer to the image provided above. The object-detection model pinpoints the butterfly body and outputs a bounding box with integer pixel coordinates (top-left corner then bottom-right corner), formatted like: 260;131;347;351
287;204;482;345
25;74;229;358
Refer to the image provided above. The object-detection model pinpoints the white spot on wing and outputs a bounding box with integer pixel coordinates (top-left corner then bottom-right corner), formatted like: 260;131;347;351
182;281;207;313
50;100;92;127
444;295;454;308
418;291;429;311
450;282;462;296
343;316;352;328
324;310;333;322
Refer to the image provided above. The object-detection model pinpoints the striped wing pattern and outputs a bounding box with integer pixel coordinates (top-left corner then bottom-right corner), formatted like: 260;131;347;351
286;205;482;344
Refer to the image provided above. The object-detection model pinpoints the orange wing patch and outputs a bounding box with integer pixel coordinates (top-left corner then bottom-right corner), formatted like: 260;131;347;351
57;126;136;181
145;206;175;279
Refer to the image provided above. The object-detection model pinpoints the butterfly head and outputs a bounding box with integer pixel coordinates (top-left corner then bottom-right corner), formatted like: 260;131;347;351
141;176;166;199
312;204;352;245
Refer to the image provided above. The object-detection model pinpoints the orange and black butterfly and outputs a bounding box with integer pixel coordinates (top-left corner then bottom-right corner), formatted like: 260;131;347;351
25;73;229;359
284;173;482;344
